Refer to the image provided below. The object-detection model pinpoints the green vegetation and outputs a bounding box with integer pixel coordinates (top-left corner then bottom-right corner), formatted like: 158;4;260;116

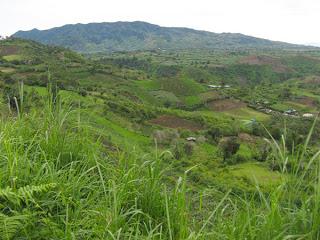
1;37;320;239
12;21;315;53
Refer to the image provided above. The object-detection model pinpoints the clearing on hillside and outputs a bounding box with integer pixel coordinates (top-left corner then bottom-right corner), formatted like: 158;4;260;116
303;75;320;84
239;55;291;73
0;45;20;56
149;115;203;131
294;96;318;108
200;91;221;102
0;67;15;73
238;133;260;144
208;99;246;112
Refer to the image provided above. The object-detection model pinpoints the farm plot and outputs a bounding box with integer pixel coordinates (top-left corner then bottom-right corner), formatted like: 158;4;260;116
0;67;15;73
149;115;203;131
207;99;269;121
207;99;246;112
293;96;318;108
239;55;291;73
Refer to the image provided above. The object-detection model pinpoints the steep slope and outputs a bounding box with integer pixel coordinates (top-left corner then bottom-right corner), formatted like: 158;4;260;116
0;37;84;64
13;21;309;53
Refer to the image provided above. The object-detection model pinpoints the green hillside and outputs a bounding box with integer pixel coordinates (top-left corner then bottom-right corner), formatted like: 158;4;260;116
1;38;320;238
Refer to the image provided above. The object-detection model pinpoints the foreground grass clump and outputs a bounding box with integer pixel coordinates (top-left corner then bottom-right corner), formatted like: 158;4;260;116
0;88;319;239
0;91;191;239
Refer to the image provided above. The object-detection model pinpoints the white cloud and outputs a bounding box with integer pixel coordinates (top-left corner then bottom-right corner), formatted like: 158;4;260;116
1;0;320;44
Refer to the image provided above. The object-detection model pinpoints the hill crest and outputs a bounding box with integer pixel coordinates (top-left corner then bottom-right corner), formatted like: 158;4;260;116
13;21;312;53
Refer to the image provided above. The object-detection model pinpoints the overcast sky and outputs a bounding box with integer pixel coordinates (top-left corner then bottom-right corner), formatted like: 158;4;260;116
1;0;320;45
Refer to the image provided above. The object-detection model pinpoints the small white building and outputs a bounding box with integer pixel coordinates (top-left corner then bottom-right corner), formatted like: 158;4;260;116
303;113;314;118
186;137;196;142
208;85;221;89
284;109;297;115
208;84;231;89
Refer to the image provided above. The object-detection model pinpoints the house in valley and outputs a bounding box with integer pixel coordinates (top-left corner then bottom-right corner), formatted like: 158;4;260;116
186;137;197;142
303;113;314;118
284;109;297;115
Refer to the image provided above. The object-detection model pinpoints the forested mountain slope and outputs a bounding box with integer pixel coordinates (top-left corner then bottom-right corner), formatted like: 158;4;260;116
12;21;313;53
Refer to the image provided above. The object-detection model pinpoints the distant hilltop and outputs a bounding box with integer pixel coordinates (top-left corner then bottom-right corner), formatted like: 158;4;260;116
12;21;317;53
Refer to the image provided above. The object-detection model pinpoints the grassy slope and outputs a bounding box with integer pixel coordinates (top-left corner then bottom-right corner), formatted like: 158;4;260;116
1;38;320;238
0;88;319;239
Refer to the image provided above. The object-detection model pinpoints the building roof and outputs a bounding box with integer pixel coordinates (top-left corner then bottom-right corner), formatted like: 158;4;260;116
186;137;196;141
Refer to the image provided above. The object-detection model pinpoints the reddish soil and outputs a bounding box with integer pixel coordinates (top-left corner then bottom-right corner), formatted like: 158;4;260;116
303;75;320;84
149;115;203;131
208;99;246;112
238;133;259;144
294;96;318;107
0;46;20;56
239;55;291;73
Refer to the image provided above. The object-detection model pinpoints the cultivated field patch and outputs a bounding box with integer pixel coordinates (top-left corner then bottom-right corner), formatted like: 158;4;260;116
238;133;259;144
303;75;320;84
0;67;15;73
3;54;24;61
293;96;318;108
226;107;270;121
207;99;246;112
149;115;203;131
0;45;20;56
239;55;291;73
200;91;221;102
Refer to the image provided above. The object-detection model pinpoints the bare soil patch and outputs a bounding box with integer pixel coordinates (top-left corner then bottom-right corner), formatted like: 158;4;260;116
208;99;246;112
149;115;203;131
0;45;20;56
239;55;291;73
294;96;318;108
238;133;259;144
303;75;320;84
220;134;258;145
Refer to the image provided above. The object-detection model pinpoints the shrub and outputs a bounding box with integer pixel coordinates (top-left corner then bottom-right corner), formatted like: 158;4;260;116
184;142;195;156
232;144;253;164
219;137;240;162
153;129;179;145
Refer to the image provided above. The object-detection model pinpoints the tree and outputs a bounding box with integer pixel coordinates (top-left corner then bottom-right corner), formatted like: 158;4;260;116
219;137;240;161
207;127;221;142
279;88;292;99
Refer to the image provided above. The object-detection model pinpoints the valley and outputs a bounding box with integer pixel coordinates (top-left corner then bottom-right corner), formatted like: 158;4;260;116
1;32;320;238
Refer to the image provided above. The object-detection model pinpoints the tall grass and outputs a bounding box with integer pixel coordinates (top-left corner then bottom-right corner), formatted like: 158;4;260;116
0;85;319;239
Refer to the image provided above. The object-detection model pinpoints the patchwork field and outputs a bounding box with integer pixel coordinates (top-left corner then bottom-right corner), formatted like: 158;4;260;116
1;37;320;238
207;98;247;111
149;115;203;131
0;67;15;73
239;55;291;73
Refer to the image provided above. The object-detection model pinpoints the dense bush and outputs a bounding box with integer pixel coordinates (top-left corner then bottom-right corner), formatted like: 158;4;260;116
231;144;253;164
219;137;240;162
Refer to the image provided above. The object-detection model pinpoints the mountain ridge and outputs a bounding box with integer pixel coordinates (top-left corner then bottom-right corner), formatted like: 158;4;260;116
12;21;315;53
